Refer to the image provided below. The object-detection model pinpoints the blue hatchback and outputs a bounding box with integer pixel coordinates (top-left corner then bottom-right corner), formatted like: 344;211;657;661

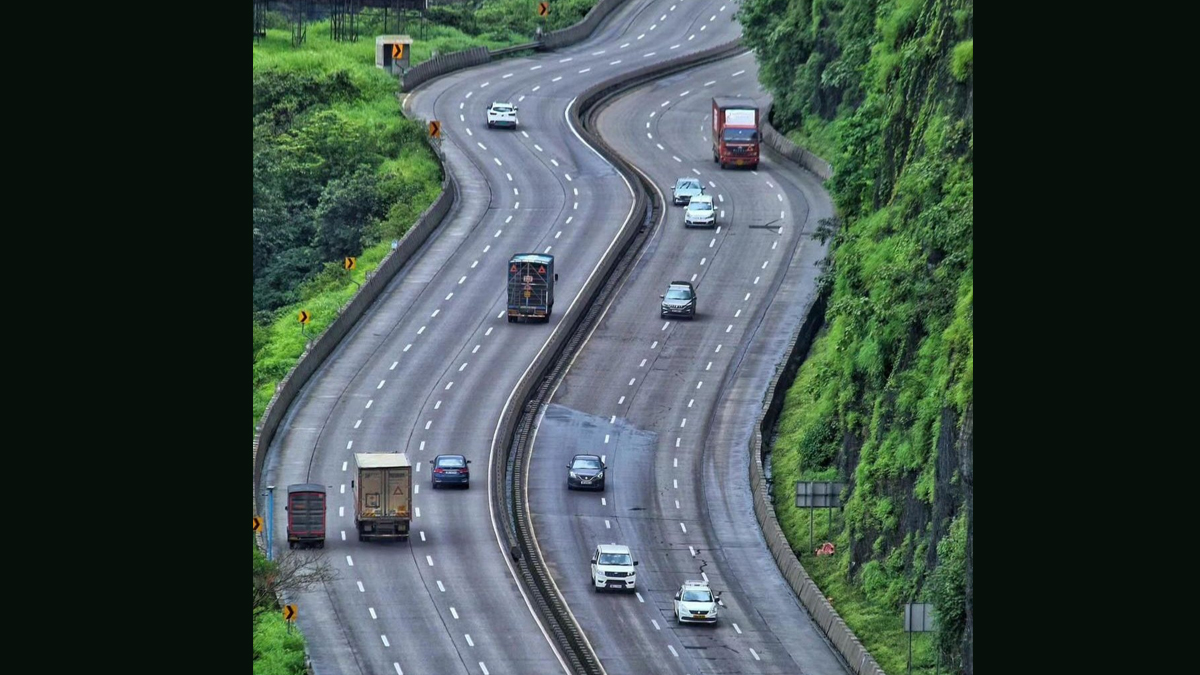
431;454;471;489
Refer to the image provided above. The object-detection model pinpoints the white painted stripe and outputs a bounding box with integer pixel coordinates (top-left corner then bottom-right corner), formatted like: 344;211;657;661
348;440;354;449
341;484;346;494
674;479;678;489
465;634;475;646
732;70;746;76
651;341;658;349
579;68;591;73
605;520;611;529
479;663;490;675
618;395;625;404
340;506;345;517
451;607;459;619
381;635;390;647
420;531;426;542
552;76;563;82
532;85;540;91
706;361;713;370
750;648;761;661
733;622;742;634
652;619;661;630
605;434;610;443
690;546;696;556
681;522;687;533
426;555;434;566
704;80;716;86
755;276;761;284
639;358;647;367
530;65;542;70
342;461;348;471
636;592;645;603
726;324;733;333
347;556;354;566
688;399;694;407
610;60;622;65
370;607;377;619
601;498;607;506
477;142;487;150
534;144;543;151
621;42;630;48
494;157;502;166
668;645;678;657
681;418;687;427
358;581;365;592
459;363;468;371
629;378;636;385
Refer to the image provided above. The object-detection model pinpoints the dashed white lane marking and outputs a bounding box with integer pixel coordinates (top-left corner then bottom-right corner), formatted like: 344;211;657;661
710;14;716;20
629;377;637;385
420;442;426;451
644;52;657;57
432;308;441;317
762;260;770;269
726;324;733;333
340;506;345;517
681;522;688;533
670;44;680;49
733;622;742;634
702;572;709;583
708;181;716;187
451;607;459;619
692;168;701;175
425;420;432;430
574;202;579;209
676;500;681;509
690;546;697;556
459;114;464;121
426;555;434;567
556;231;562;239
602;497;607;506
357;581;365;592
706;361;713;370
662;321;670;330
688;399;694;407
532;85;540;91
347;556;354;566
661;100;670;107
420;531;426;542
552;76;563;82
347;440;354;450
534;144;544;152
650;111;656;117
567;215;574;223
782;210;787;219
480;81;490;88
342;461;348;471
754;276;760;284
689;34;695;40
652;619;661;630
459;102;464;109
505;215;513;224
681;418;687;427
701;257;707;265
671;3;676;9
370;608;378;620
465;634;475;646
601;455;606;463
732;69;746;76
551;158;560;166
750;648;761;661
485;326;494;336
660;13;666;20
721;4;727;10
676;438;681;447
605;434;610;443
592;50;606;55
620;42;630;48
651;340;658;349
697;381;703;389
744;292;751;301
718;194;725;202
767;181;775;188
376;380;385;389
704;80;716;86
479;663;490;675
605;520;611;529
579;68;591;73
514;187;520;195
530;65;542;70
519;96;526;103
691;273;698;282
503;73;513;79
544;246;552;253
709;237;716;247
466;91;472;98
610;59;623;65
647;121;651;129
459;362;468;372
701;25;706;30
435;400;443;409
680;90;690;97
674;457;678;467
656;143;665;150
639;358;647;367
356;417;365;428
735;309;742;318
773;240;779;250
721;210;725;218
636;592;645;603
673;156;682;162
565;174;573;182
341;484;346;494
506;173;512;181
618;395;625;404
466;128;472;136
341;530;346;540
668;645;679;657
674;479;679;488
495;229;503;238
403;344;411;353
493;157;502;166
777;193;784;201
381;635;390;647
638;33;645;39
610;415;616;424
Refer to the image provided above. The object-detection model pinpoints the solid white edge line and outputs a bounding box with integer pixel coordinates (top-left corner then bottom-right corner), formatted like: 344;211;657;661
482;97;637;675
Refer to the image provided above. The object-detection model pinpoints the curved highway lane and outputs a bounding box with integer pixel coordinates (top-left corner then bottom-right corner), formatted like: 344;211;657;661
525;49;851;674
262;2;752;674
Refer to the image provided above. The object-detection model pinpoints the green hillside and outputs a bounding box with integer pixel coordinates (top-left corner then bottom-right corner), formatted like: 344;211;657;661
738;0;973;672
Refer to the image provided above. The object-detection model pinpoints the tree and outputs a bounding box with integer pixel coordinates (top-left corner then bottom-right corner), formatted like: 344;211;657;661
253;545;339;618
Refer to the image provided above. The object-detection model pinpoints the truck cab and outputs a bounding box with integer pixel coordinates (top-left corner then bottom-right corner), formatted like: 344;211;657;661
712;97;760;169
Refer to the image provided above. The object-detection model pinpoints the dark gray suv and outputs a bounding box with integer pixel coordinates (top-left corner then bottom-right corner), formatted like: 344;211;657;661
660;281;696;319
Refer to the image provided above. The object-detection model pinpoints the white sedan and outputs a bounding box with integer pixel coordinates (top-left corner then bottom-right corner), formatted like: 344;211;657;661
486;102;519;129
673;580;720;624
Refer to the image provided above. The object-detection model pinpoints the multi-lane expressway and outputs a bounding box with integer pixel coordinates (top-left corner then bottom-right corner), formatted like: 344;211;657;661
262;1;849;673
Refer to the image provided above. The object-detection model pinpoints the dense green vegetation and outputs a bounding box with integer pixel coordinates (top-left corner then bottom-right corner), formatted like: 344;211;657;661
254;545;307;675
739;0;973;673
426;0;601;41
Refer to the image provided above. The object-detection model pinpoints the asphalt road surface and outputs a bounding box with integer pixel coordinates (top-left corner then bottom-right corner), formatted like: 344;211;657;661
262;2;845;674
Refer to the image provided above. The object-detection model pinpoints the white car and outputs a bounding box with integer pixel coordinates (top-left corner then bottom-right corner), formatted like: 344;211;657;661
673;580;720;624
684;194;716;228
590;544;638;592
486;102;519;129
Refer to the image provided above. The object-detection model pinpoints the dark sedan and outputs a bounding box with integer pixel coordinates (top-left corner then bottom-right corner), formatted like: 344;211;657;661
566;454;607;491
431;454;471;489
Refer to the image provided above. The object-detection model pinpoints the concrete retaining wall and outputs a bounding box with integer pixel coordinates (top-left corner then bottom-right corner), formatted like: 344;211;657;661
760;101;835;180
402;0;632;92
253;138;456;501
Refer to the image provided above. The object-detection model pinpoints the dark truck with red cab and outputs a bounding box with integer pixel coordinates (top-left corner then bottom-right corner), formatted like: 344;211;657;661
286;483;326;549
712;97;760;169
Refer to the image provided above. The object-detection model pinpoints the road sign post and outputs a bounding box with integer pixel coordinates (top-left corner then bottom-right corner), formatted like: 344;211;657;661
795;481;845;555
283;604;297;633
903;602;937;675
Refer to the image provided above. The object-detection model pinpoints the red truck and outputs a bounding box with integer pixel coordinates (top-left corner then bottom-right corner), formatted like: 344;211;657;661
712;97;760;169
286;483;326;549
